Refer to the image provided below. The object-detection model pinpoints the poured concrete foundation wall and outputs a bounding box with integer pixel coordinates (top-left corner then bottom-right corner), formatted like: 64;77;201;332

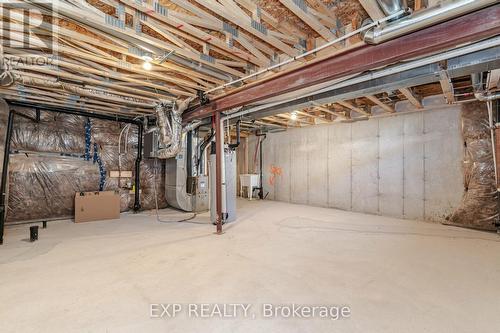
248;96;464;222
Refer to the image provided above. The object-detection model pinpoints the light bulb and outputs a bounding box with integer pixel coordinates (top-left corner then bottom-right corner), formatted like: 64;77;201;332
143;61;152;71
290;112;298;120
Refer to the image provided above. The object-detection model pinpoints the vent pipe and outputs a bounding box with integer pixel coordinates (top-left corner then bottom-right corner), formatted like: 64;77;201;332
376;0;407;18
156;98;196;159
474;92;500;102
471;72;500;102
364;0;497;44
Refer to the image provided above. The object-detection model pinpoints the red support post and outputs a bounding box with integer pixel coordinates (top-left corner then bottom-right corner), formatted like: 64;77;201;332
214;111;223;234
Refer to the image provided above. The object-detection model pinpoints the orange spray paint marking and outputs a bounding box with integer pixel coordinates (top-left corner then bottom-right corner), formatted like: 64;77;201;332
269;165;283;186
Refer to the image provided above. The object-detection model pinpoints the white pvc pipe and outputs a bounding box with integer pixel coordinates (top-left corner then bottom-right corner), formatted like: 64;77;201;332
487;100;498;190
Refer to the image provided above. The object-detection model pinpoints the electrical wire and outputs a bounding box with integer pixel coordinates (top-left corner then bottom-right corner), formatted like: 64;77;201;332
118;123;131;173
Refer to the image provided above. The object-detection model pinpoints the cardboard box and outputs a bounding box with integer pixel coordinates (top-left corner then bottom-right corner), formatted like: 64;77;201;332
74;191;120;223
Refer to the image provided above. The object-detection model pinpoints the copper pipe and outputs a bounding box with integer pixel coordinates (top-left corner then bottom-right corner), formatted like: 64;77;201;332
215;112;223;234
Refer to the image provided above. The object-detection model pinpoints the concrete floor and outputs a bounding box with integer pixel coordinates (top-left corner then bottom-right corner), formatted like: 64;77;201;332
1;199;499;333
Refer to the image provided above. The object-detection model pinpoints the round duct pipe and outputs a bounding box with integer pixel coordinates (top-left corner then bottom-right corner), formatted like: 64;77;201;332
363;0;497;44
471;72;500;102
376;0;408;18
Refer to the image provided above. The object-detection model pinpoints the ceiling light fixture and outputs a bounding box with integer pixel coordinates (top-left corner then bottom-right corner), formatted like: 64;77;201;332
142;55;153;71
290;111;298;120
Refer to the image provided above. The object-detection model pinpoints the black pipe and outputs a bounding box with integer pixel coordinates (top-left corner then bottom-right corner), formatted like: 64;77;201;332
185;130;194;195
186;130;193;177
29;225;38;242
228;120;241;150
134;121;143;212
9;102;139;123
0;109;15;245
1;103;144;243
11;111;38;123
256;133;266;200
197;130;214;173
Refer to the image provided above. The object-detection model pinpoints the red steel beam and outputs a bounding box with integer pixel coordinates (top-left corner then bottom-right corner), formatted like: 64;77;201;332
184;5;500;122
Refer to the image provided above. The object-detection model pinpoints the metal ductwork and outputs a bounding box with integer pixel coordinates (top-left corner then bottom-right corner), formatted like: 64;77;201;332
471;72;500;102
475;93;500;102
164;132;209;212
470;72;483;91
156;98;194;159
364;0;497;44
376;0;407;17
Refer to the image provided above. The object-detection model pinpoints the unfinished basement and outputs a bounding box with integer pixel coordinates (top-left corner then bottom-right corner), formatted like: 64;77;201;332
0;0;500;332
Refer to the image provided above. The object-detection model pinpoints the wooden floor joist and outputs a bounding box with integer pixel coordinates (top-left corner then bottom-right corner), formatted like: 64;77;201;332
336;100;371;116
184;6;500;122
358;0;386;20
297;110;331;123
279;0;336;42
3;0;364;113
399;88;424;109
365;95;395;113
2;1;498;124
